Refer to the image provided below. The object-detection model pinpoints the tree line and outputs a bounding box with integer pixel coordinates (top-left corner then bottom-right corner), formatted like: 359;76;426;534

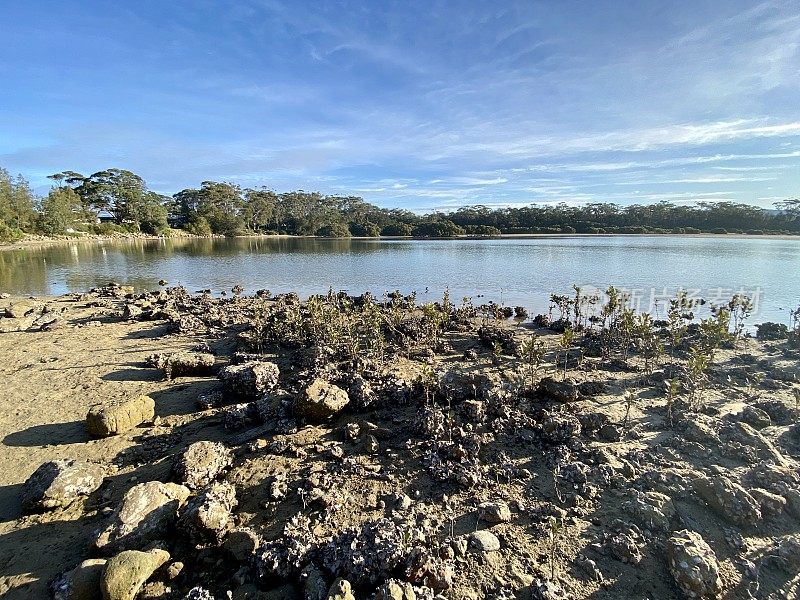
1;166;799;241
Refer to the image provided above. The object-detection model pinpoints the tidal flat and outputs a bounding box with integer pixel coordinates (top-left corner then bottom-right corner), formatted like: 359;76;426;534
0;284;798;599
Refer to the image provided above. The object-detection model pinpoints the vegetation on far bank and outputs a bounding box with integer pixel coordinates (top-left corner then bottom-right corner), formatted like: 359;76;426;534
1;166;799;242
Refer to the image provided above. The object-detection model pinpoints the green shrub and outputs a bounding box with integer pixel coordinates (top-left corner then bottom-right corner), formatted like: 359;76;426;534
187;216;212;236
316;222;351;238
381;222;412;236
0;222;24;242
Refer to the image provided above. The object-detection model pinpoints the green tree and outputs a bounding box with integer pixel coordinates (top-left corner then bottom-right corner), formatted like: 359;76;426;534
174;181;244;235
243;188;277;231
37;186;81;234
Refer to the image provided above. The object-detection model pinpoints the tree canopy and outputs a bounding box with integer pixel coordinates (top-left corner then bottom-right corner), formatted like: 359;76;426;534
1;165;799;241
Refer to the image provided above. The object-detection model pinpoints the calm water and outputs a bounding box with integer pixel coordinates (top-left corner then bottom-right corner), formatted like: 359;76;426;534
2;236;798;324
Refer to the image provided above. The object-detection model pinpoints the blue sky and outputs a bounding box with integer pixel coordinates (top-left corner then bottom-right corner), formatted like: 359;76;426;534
1;1;799;210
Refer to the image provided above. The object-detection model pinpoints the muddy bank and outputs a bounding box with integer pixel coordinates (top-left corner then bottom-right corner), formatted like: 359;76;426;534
0;285;798;599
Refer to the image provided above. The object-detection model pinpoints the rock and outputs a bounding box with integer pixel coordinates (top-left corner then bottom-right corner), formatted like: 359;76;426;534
693;475;761;525
599;423;623;442
683;419;721;446
223;528;261;562
667;530;722;599
736;406;771;429
722;421;789;466
750;488;786;516
21;459;105;512
219;361;280;398
184;587;215;600
173;441;233;490
294;379;350;422
4;299;42;318
776;535;800;572
93;481;190;554
145;351;215;380
122;304;143;320
86;395;155;437
101;549;170;600
622;491;676;532
326;578;355;600
578;380;607;397
537;377;579;403
0;313;38;332
468;530;501;552
478;501;511;523
375;579;417;600
51;558;107;600
541;413;581;443
302;563;328;600
178;482;237;544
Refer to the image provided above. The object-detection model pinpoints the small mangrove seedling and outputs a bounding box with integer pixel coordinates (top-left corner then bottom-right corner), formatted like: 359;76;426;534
664;378;680;428
728;294;754;350
548;516;563;581
686;345;710;410
559;328;575;380
622;390;636;430
519;334;546;387
794;387;800;422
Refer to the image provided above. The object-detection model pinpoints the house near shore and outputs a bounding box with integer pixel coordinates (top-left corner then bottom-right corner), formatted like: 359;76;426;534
96;210;115;224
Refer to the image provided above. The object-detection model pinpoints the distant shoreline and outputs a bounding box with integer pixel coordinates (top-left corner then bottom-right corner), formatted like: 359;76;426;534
2;229;799;252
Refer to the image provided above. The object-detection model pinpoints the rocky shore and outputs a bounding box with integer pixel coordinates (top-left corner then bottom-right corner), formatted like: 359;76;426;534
0;284;798;599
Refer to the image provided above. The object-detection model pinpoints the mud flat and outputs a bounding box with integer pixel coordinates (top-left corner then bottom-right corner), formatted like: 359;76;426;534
0;285;798;599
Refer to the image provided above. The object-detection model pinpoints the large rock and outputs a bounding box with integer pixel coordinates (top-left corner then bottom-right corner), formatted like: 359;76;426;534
4;299;42;318
326;578;355;600
622;491;675;532
219;361;279;398
693;475;761;525
86;395;155;437
178;482;237;544
478;501;512;523
537;377;579;403
93;481;190;554
51;558;107;600
22;459;105;512
0;314;38;332
540;412;581;443
469;530;501;552
101;549;170;600
375;579;417;600
293;379;350;422
145;351;215;380
173;441;233;490
667;530;722;599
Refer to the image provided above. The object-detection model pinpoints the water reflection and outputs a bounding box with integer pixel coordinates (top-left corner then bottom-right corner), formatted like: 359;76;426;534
1;236;798;323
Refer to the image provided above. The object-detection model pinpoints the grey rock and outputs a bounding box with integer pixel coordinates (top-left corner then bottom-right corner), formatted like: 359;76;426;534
375;579;417;600
693;475;761;525
51;558;107;600
667;530;722;599
537;377;579;403
294;379;350;422
219;361;280;398
541;413;581;443
22;459;105;512
173;441;233;490
93;481;190;554
468;530;501;552
178;481;237;544
326;578;355;600
478;501;511;523
223;527;261;562
145;351;215;380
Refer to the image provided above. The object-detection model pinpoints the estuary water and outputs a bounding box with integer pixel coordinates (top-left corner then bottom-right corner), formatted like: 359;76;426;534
2;235;798;324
